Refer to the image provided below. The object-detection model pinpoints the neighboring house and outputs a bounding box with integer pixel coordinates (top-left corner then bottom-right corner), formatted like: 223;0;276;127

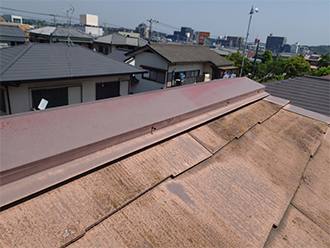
1;77;329;247
0;42;145;115
107;48;134;64
28;26;94;48
265;75;330;117
304;54;321;69
93;32;148;55
0;24;29;46
126;43;236;93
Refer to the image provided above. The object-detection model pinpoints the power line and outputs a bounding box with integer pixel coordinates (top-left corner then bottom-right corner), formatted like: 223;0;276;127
0;6;61;17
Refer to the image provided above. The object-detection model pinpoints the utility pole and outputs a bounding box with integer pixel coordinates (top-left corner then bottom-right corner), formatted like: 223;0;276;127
239;6;258;77
251;39;260;78
147;19;158;43
51;14;57;26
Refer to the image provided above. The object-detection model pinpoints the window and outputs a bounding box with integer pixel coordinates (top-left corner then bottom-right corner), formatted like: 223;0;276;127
0;89;6;114
32;87;68;110
31;85;82;110
95;81;120;100
141;66;166;84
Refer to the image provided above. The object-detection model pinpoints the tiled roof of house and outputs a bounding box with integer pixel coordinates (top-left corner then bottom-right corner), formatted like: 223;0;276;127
265;75;330;117
0;77;329;247
28;26;94;40
0;24;29;42
107;48;132;62
94;33;148;47
127;43;233;67
0;42;146;83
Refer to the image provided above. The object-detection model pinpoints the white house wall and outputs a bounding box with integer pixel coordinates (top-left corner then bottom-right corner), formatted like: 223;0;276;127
203;64;213;81
131;52;168;93
6;75;130;115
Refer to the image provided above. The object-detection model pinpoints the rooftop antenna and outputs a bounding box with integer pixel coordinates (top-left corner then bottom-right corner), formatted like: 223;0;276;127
61;5;75;46
66;5;75;26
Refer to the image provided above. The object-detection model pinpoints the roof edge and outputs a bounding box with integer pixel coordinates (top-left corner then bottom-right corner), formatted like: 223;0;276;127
284;104;330;124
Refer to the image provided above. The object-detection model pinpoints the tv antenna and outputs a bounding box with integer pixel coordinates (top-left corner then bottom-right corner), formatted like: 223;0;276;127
61;5;75;26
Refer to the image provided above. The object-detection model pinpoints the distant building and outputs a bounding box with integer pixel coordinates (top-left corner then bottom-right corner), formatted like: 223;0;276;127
290;42;299;54
304;54;321;69
173;27;194;42
77;14;103;37
2;15;22;24
80;14;98;27
135;23;149;39
265;34;287;54
216;36;244;49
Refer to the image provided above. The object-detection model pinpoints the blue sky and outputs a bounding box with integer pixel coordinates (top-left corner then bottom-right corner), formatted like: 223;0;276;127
1;0;329;46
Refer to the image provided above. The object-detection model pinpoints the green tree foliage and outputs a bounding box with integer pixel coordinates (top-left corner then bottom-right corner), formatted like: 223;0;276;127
252;52;311;83
260;50;273;64
311;66;330;77
286;54;311;78
317;53;330;68
225;52;252;76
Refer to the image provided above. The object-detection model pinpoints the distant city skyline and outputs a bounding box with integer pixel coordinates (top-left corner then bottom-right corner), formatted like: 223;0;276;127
1;0;329;46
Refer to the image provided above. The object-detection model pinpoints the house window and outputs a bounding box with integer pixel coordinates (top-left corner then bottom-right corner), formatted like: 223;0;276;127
95;81;120;100
31;85;82;110
141;66;166;84
0;89;6;114
32;87;68;110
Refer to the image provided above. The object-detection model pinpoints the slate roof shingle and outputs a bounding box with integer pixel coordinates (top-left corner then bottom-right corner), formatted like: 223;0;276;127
265;75;330;117
95;33;148;47
0;25;29;38
127;43;234;67
28;26;94;40
0;42;146;83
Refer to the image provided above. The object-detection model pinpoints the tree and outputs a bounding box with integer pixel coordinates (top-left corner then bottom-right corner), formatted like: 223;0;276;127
260;50;273;64
225;52;252;76
311;66;330;77
317;53;330;68
286;54;311;78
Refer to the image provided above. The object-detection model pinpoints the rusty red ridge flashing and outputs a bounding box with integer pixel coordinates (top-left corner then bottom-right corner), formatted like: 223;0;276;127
0;77;266;187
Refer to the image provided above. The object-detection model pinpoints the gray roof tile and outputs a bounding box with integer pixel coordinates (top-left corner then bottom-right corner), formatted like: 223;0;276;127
0;43;146;83
29;26;93;40
127;43;233;67
265;76;330;116
0;25;29;38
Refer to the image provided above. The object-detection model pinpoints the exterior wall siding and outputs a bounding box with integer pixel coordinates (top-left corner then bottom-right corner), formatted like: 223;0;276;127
131;52;168;93
5;75;131;115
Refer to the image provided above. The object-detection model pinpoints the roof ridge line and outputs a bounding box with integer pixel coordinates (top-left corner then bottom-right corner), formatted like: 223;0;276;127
0;43;33;76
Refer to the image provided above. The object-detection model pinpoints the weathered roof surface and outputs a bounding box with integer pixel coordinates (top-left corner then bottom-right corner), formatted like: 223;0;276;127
0;77;266;197
127;43;233;67
94;33;148;47
0;42;146;83
265;75;330;117
0;78;329;248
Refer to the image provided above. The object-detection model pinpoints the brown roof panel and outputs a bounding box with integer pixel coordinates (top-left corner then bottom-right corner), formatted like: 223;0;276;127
264;205;330;247
64;106;328;247
0;133;210;247
189;99;282;153
290;129;330;233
